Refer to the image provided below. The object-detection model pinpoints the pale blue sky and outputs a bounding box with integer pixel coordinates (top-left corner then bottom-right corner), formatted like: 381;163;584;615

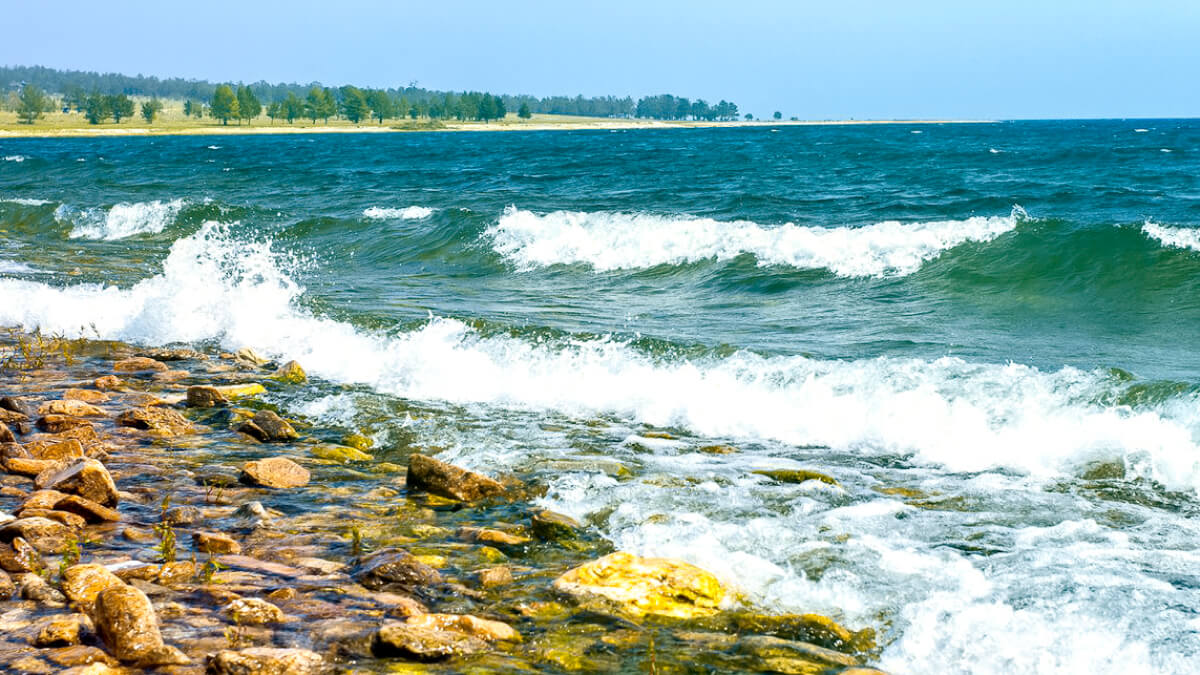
5;0;1198;119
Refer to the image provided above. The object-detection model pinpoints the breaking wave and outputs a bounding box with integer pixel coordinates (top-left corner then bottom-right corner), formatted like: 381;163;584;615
56;199;186;240
363;206;435;220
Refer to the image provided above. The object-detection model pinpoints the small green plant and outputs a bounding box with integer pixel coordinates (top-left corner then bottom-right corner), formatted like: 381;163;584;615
198;550;227;585
152;495;177;563
224;614;248;648
349;524;364;556
0;328;79;371
56;536;82;582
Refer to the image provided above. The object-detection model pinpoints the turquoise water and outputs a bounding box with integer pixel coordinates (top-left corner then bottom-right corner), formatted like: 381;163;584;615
3;121;1200;673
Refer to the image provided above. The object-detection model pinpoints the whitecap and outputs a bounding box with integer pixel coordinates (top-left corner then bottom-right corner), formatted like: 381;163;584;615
487;206;1024;277
1142;222;1200;252
1;198;51;206
362;206;435;220
57;199;186;240
2;155;25;162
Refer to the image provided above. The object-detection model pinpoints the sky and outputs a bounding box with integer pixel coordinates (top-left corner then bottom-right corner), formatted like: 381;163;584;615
4;0;1199;119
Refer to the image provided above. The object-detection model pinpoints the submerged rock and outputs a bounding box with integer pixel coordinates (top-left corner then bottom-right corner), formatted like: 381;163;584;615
730;613;877;653
753;469;840;487
354;548;442;592
735;634;861;673
372;623;488;661
112;357;168;373
186;385;227;408
34;613;91;647
406;453;505;502
552;551;725;619
37;415;93;434
224;597;286;624
273;360;307;384
193;531;241;554
0;517;76;553
115;407;193;437
38;400;104;418
237;410;299;442
531;509;583;544
404;613;521;642
240;457;310;488
93;584;188;665
207;647;328;675
62;564;125;610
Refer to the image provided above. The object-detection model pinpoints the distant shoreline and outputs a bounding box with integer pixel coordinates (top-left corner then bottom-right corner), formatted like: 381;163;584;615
0;117;995;139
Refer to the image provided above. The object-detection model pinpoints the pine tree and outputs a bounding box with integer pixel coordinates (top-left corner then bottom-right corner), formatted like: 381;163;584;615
140;99;163;123
283;92;302;123
210;85;238;125
16;84;47;124
366;89;394;124
84;93;109;124
109;94;134;123
340;86;369;123
518;102;532;119
236;86;261;125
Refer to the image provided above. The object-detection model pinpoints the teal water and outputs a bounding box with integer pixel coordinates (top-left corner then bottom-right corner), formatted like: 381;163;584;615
3;121;1200;673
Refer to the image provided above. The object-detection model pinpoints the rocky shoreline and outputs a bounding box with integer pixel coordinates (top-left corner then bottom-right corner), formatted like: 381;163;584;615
0;330;889;674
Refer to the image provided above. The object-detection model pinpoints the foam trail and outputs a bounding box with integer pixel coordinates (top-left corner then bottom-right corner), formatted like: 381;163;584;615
0;260;34;274
487;206;1023;277
1;222;1198;491
363;206;434;220
57;199;185;240
1;198;52;206
1143;222;1200;252
2;155;25;162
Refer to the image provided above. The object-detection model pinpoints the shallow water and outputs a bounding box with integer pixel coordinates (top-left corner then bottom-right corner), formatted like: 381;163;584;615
2;121;1200;673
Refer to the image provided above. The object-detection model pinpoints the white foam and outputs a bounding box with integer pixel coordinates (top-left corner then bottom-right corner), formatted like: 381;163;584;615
1142;222;1200;252
363;206;434;220
2;155;25;162
1;198;51;206
0;260;34;274
487;206;1023;277
57;199;185;240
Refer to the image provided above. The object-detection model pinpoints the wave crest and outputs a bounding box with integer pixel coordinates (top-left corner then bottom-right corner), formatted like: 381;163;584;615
57;199;186;240
487;206;1024;277
1142;222;1200;252
363;206;434;220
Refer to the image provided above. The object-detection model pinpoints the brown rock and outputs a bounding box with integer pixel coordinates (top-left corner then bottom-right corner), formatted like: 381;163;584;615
4;456;61;477
476;566;514;588
36;415;93;434
156;561;197;586
193;531;241;555
55;495;120;523
112;357;168;373
0;517;75;553
24;438;85;461
206;648;328;675
273;360;306;383
45;424;100;445
237;410;299;442
0;536;44;573
35;459;119;506
239;457;309;488
0;567;13;597
0;422;13;444
185;385;227;408
63;389;111;404
404;613;521;642
20;572;67;606
92;376;124;391
45;645;119;668
23;489;71;510
62;564;125;610
224;597;286;624
458;526;530;547
114;407;192;437
406;453;505;502
34;613;90;647
375;591;428;617
38;400;104;417
18;508;87;530
531;509;583;543
354;548;442;592
372;623;488;661
0;396;35;416
93;584;186;665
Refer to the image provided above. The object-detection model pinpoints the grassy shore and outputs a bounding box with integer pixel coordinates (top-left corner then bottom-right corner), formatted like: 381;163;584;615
0;99;991;138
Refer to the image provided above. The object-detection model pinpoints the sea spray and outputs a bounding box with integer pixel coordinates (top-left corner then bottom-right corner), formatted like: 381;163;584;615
57;199;186;240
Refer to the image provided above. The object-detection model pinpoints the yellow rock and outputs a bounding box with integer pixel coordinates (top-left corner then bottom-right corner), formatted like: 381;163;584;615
272;360;307;384
404;613;521;642
311;444;374;462
342;432;374;451
214;383;267;399
552;551;724;619
753;469;840;487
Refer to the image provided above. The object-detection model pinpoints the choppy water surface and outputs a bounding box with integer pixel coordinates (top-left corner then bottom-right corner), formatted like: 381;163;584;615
3;120;1200;673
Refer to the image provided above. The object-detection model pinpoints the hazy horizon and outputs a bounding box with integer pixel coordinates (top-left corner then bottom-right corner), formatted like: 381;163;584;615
3;0;1198;120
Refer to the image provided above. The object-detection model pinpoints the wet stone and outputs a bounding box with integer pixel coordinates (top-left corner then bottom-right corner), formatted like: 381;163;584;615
207;647;328;675
93;583;186;665
237;410;299;442
36;415;92;434
531;509;583;543
406;453;505;502
372;623;489;661
224;597;286;624
20;572;67;606
164;505;202;525
35;458;119;507
33;613;90;647
273;360;307;384
240;456;309;488
38;400;104;418
63;389;110;404
0;396;35;417
93;376;124;391
112;357;168;373
185;385;227;408
193;531;241;555
354;547;442;592
62;564;125;610
0;516;75;553
114;406;193;437
0;536;44;573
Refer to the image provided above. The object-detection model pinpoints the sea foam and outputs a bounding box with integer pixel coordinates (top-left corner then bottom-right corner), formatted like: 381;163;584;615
1143;222;1200;252
363;206;434;220
1;198;52;206
487;206;1023;277
0;221;1197;492
2;155;25;162
57;199;186;240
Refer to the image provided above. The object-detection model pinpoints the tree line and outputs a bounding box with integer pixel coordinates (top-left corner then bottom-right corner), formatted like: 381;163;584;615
3;64;748;122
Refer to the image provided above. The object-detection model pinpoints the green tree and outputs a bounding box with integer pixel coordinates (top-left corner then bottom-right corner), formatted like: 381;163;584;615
236;85;261;125
210;85;238;125
304;86;323;123
266;101;281;123
109;94;134;123
744;113;753;121
340;86;369;123
17;84;48;124
518;102;532;119
365;89;394;124
140;99;163;123
773;111;782;120
183;100;195;117
319;87;337;122
283;92;302;123
84;93;109;124
494;95;506;120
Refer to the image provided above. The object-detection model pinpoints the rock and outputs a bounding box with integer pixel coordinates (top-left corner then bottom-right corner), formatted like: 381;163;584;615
234;347;269;366
151;369;188;382
735;635;861;672
193;531;241;555
354;548;442;592
93;584;186;665
531;509;583;543
24;438;85;461
376;591;428;617
164;505;202;525
63;389;110;404
35;459;119;506
93;376;124;391
273;360;306;384
239;457;309;488
0;536;44;573
311;444;373;462
406;453;505;502
214;383;267;399
156;561;197;586
186;385;227;408
112;357;168;373
62;564;125;610
458;526;530;547
52;496;119;523
206;647;328;675
698;444;739;454
136;347;205;361
231;501;274;528
115;407;192;437
0;568;13;597
753;469;840;487
0;517;75;553
476;566;513;589
0;422;13;444
38;400;104;417
23;489;71;510
237;410;298;442
224;597;286;624
36;415;92;434
52;648;121;671
34;613;90;647
372;623;488;661
0;396;35;416
20;572;67;606
405;613;521;642
732;613;877;653
20;508;87;530
4;456;60;476
552;552;725;619
342;432;373;451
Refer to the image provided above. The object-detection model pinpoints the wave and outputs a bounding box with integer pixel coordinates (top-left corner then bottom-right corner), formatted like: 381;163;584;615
0;260;35;274
56;199;186;240
486;206;1024;277
2;155;25;162
0;222;1198;491
1142;222;1200;253
0;198;52;206
363;206;435;220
